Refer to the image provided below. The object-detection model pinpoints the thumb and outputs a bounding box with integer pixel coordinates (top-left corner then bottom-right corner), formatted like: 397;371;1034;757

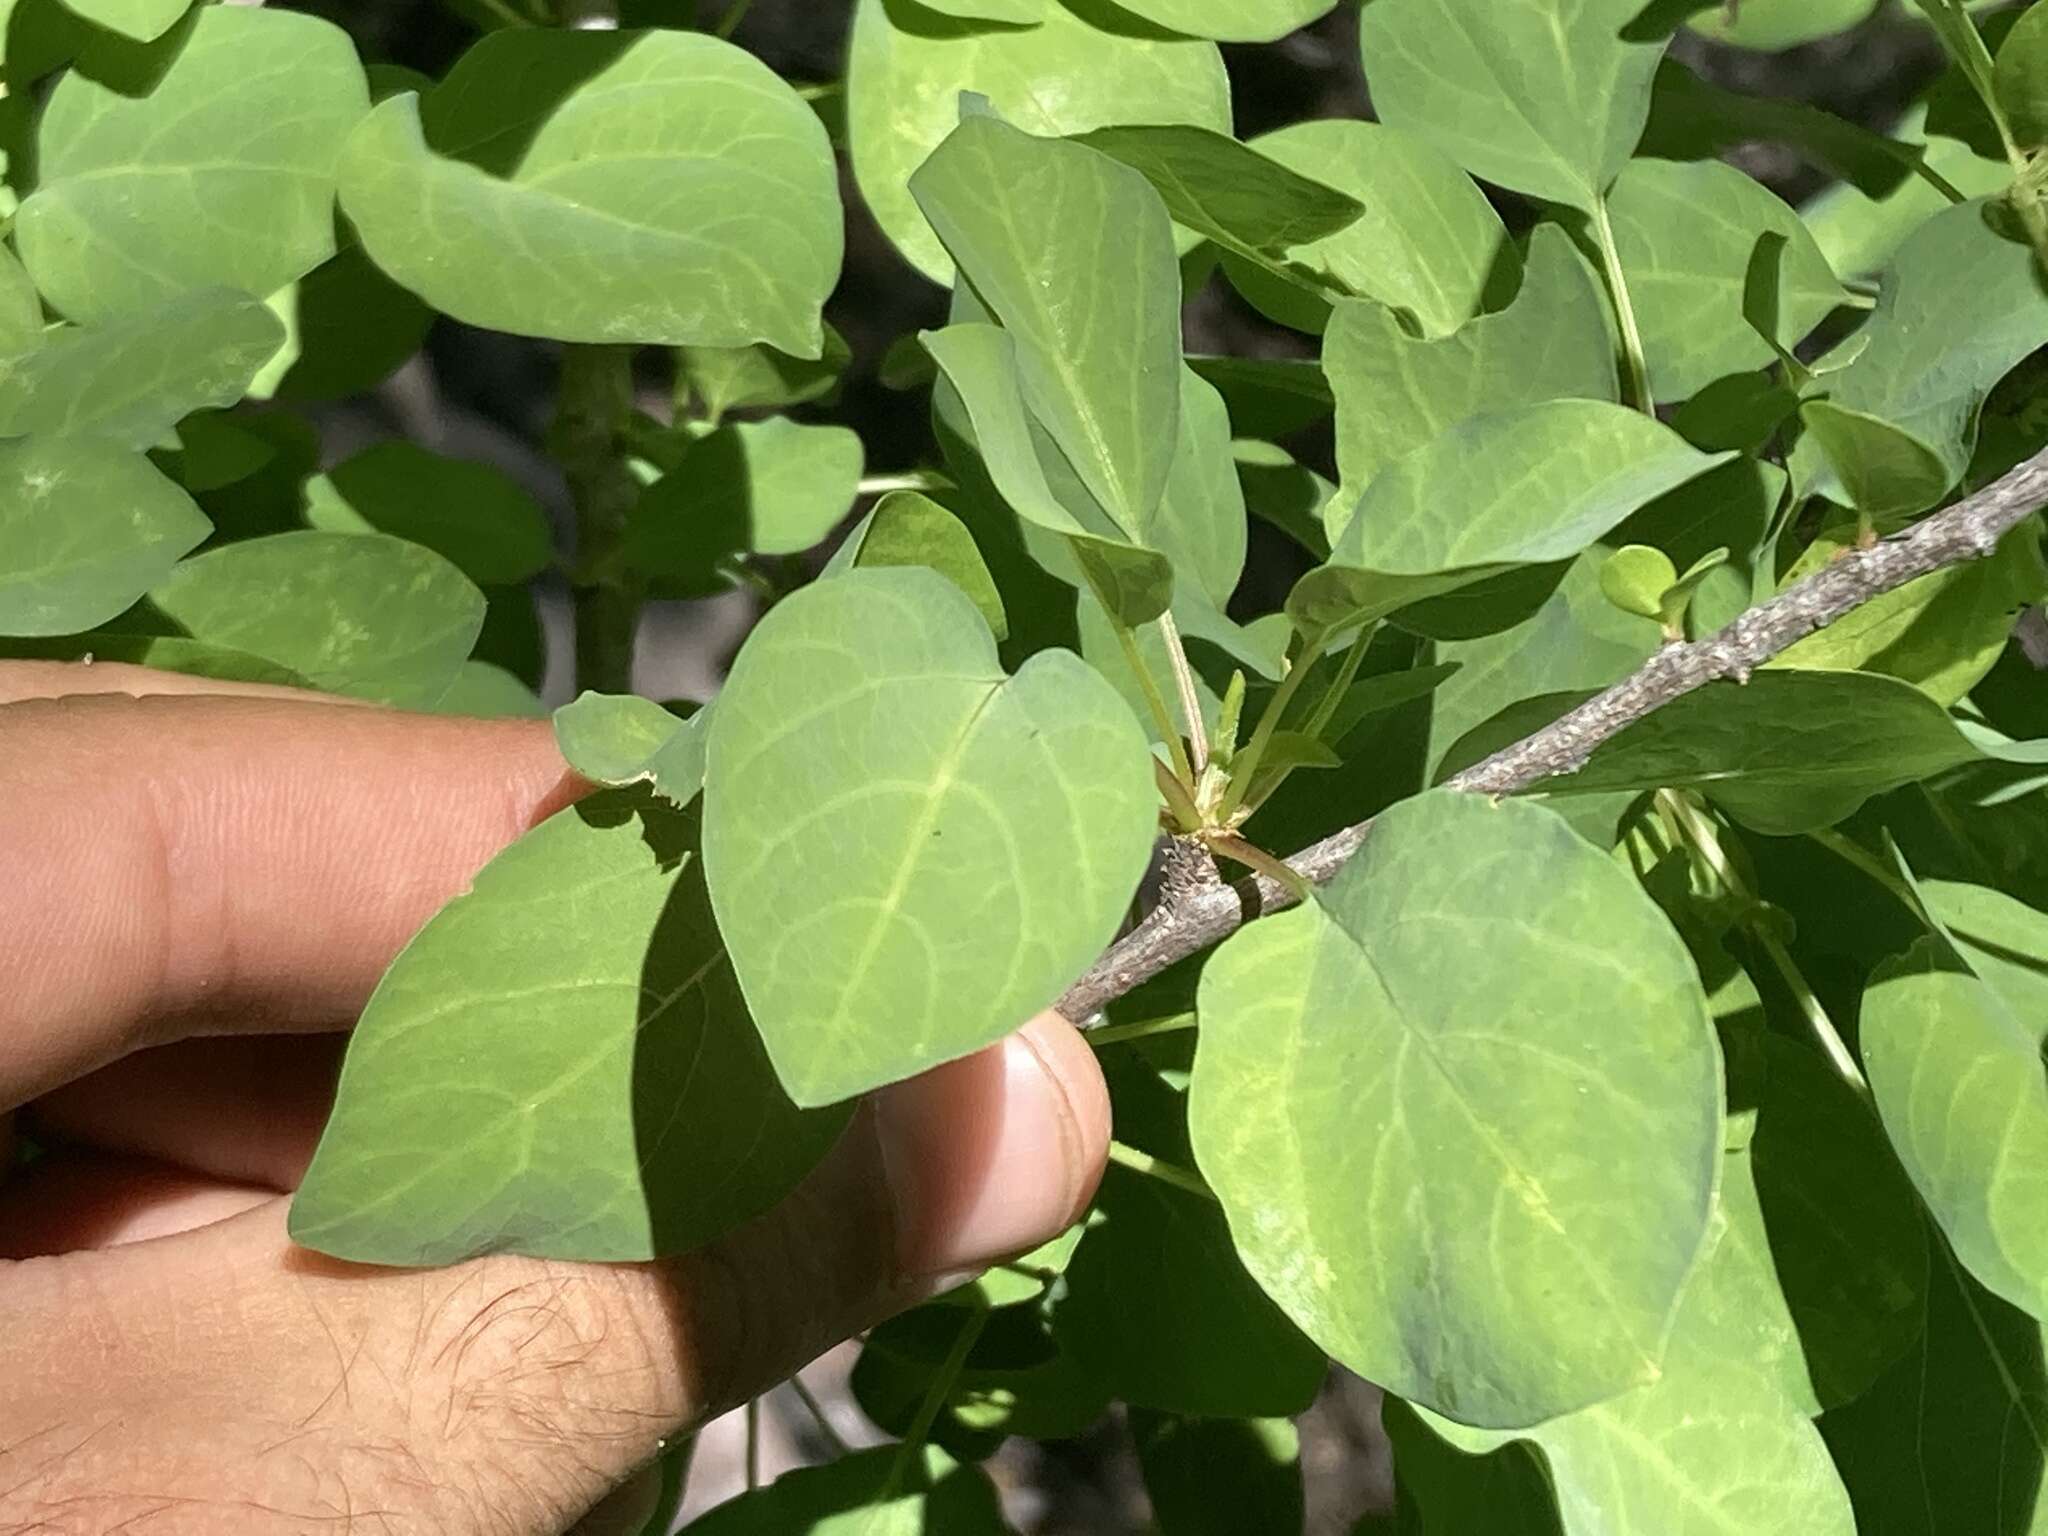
0;1014;1108;1535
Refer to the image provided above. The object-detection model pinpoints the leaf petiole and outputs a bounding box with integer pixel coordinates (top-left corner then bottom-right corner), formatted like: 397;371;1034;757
1107;1140;1218;1203
1591;195;1655;414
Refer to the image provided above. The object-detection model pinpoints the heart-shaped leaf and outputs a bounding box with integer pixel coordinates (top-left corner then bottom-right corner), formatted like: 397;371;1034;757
846;0;1229;281
1357;0;1664;211
0;290;283;450
1191;791;1723;1428
1864;883;2048;1320
339;30;840;352
1325;225;1616;524
703;566;1156;1106
292;790;846;1265
17;7;369;322
0;437;210;636
1290;400;1729;639
149;531;484;707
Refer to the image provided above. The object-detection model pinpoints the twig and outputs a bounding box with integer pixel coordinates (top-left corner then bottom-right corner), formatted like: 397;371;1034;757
1056;445;2048;1022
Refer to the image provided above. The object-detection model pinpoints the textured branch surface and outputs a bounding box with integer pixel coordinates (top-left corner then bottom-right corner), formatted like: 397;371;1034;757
1058;445;2048;1022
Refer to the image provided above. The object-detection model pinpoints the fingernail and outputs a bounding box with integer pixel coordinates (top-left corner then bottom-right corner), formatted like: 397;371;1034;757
873;1017;1095;1283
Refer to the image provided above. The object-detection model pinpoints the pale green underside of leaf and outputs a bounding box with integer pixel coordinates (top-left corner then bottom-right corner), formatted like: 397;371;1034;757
1357;0;1664;210
1192;792;1722;1429
339;31;839;351
1864;885;2048;1322
1232;117;1515;339
0;436;210;637
149;530;484;707
1292;399;1728;637
1326;224;1616;521
846;0;1230;282
18;7;369;322
703;567;1156;1107
292;790;846;1266
1423;1145;1856;1536
1551;669;2047;834
1606;157;1849;403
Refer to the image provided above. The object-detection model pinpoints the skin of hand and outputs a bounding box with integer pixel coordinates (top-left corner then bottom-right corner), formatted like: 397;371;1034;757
0;661;1110;1536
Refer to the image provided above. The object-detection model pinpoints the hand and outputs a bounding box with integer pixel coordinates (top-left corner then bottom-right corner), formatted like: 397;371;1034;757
0;662;1109;1535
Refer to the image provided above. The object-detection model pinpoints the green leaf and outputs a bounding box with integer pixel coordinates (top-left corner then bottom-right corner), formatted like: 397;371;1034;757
1863;888;2048;1320
1072;122;1364;273
1235;440;1333;560
1820;1246;2048;1536
1132;1413;1304;1536
1551;670;2046;834
302;441;552;587
1325;225;1617;523
433;659;544;720
829;490;1009;642
553;692;708;806
149;531;484;707
1422;1142;1857;1536
1770;522;2044;704
1797;400;1955;523
0;631;314;689
621;419;863;594
846;0;1229;281
1226;118;1515;338
1600;546;1680;623
1605;158;1849;403
1356;0;1665;210
912;116;1181;539
1102;0;1336;44
922;322;1173;626
1687;0;1882;50
1997;1;2048;150
1291;400;1729;640
0;244;43;356
1189;354;1332;438
679;324;852;422
0;436;209;636
56;0;185;41
1802;107;2012;277
1191;792;1722;1428
681;1445;1008;1535
703;567;1156;1107
1792;200;2048;503
1056;1062;1328;1416
339;30;840;352
17;8;369;323
292;791;842;1265
1380;1397;1560;1535
0;288;284;449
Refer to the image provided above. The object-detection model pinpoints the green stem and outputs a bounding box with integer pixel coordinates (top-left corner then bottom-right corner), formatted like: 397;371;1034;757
1086;1009;1197;1049
1591;196;1655;414
471;0;536;26
857;470;952;497
714;0;754;36
1661;791;1869;1094
1206;832;1313;900
1116;619;1196;788
1156;610;1210;774
1806;828;1933;924
1219;632;1329;822
1107;1141;1218;1203
873;1306;986;1503
554;345;644;696
1243;626;1375;814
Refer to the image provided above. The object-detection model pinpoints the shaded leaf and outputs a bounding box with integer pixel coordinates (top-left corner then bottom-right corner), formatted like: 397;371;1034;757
680;324;851;422
681;1444;1008;1534
303;440;553;587
829;489;1009;641
1105;0;1336;44
1133;1412;1305;1536
56;0;185;41
1688;0;1882;50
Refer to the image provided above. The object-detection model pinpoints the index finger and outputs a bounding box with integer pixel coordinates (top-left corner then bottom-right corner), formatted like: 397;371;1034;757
0;668;585;1109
